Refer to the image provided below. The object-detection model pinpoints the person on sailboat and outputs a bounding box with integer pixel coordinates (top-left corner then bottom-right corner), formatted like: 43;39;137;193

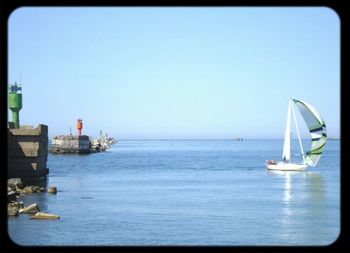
266;160;276;165
283;156;287;163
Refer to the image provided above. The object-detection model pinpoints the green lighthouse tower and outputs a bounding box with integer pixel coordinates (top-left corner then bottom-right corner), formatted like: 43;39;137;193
8;82;22;129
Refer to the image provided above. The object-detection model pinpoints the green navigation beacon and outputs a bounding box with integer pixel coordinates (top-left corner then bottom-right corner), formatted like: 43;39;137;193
8;82;22;129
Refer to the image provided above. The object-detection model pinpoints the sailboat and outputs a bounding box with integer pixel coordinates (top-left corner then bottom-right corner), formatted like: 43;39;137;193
266;98;327;171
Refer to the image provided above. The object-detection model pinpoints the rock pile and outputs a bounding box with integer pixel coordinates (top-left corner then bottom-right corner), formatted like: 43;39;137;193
53;134;76;140
7;178;60;219
8;201;24;216
89;136;117;153
8;178;46;195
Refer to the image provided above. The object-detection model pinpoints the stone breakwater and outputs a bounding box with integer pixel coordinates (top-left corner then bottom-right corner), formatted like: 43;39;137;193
89;136;117;152
49;135;117;154
7;178;59;219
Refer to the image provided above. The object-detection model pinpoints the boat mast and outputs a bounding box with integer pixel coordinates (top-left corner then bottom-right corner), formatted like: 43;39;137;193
291;100;305;163
282;99;292;162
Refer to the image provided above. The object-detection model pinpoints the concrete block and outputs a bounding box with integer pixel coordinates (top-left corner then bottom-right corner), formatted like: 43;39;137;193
8;146;48;157
19;203;40;214
8;124;48;180
30;212;60;219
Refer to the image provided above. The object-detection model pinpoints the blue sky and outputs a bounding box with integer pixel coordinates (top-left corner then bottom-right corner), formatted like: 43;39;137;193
8;7;340;139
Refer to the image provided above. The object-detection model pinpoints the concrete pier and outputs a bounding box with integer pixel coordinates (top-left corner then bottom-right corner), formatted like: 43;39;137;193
49;134;117;154
50;135;90;154
7;123;49;183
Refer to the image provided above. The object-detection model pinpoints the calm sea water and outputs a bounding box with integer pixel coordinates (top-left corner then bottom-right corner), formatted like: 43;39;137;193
8;140;340;246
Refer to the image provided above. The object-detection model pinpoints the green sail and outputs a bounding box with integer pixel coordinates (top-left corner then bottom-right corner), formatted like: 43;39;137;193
293;99;327;167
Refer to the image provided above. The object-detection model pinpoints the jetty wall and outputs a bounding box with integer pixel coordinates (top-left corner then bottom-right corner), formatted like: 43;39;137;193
51;135;90;153
7;123;49;183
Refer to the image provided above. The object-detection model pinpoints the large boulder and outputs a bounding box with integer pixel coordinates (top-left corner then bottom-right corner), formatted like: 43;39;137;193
8;207;19;216
8;178;23;191
8;189;17;202
8;201;24;216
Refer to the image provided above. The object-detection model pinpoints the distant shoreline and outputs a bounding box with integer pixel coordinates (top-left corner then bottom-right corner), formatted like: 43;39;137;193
107;138;341;141
48;138;340;142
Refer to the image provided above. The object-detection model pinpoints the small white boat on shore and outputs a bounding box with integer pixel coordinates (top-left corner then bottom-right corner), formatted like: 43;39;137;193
266;98;327;171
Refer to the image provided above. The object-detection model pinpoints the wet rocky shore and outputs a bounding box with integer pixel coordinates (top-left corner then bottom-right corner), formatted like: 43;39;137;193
7;178;60;219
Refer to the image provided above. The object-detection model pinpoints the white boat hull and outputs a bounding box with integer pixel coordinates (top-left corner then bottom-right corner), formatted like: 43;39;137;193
266;162;307;171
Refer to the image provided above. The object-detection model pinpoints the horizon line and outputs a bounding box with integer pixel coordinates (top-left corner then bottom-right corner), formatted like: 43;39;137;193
47;137;340;141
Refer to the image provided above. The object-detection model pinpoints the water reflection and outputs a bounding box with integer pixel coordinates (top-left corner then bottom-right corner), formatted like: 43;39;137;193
304;172;327;229
267;169;327;244
304;172;330;244
267;171;325;204
304;172;325;204
283;172;292;203
270;171;301;231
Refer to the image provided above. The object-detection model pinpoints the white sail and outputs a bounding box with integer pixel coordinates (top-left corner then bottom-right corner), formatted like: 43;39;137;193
291;100;305;163
282;100;291;162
